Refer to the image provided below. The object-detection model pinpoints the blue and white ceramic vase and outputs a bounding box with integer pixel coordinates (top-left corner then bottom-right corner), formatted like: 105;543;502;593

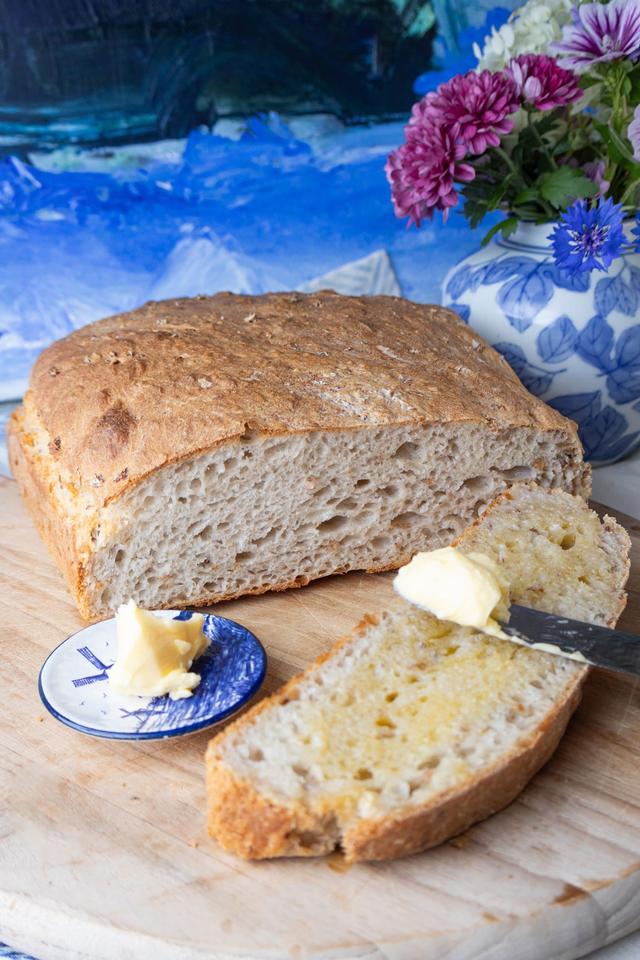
442;221;640;465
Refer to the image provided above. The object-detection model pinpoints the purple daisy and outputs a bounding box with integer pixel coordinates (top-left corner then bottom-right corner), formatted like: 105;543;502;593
552;0;640;73
506;55;583;111
385;125;475;226
548;197;628;274
423;70;521;155
629;104;640;161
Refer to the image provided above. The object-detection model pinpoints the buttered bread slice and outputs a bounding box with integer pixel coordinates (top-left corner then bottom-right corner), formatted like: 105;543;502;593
205;485;630;862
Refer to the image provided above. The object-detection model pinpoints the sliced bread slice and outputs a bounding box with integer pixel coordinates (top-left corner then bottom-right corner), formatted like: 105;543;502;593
205;485;630;862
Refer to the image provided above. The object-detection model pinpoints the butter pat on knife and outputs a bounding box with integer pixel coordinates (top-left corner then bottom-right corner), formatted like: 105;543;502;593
394;548;640;677
110;600;209;700
393;547;509;638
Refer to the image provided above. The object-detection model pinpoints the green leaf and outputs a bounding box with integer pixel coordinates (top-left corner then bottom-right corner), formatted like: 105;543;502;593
538;167;599;208
480;216;518;247
461;188;491;228
485;173;515;211
593;119;636;168
513;185;540;205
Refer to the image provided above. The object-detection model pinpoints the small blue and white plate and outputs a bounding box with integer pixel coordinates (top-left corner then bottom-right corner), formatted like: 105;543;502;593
38;610;267;740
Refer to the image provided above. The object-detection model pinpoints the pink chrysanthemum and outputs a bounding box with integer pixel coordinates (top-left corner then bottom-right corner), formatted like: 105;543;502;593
629;104;640;161
385;125;475;227
422;70;521;155
506;54;583;111
552;0;640;73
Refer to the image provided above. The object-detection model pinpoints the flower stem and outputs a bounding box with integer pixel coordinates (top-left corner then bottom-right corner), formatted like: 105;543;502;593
528;113;556;170
494;146;518;174
619;176;640;208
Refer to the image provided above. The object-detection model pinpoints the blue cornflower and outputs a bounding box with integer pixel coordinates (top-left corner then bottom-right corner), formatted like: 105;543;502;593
548;197;628;275
633;212;640;251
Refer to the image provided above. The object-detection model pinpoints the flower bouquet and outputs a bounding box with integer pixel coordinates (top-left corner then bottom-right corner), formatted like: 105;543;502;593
386;0;640;275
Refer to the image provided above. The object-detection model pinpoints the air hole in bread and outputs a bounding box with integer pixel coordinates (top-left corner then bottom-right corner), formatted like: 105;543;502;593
196;524;212;540
318;515;348;534
391;511;421;528
236;550;254;562
337;497;357;512
115;549;125;565
190;476;202;491
560;533;576;550
379;484;398;497
501;465;535;482
385;691;398;703
394;441;419;460
354;768;373;781
419;756;441;770
264;443;286;459
376;716;396;730
438;527;455;541
249;748;264;762
371;535;391;550
355;478;370;488
463;475;494;495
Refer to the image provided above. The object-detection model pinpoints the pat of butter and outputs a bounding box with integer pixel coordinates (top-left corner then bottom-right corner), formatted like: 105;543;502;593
110;600;209;700
393;547;508;638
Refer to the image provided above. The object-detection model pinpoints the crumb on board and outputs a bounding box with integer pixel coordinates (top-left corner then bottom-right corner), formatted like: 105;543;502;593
449;829;473;849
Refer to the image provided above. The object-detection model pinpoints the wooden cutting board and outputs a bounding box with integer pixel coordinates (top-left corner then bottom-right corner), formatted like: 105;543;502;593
1;475;640;960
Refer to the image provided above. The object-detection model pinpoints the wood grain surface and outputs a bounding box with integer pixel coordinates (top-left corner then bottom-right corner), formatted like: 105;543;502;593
1;476;639;960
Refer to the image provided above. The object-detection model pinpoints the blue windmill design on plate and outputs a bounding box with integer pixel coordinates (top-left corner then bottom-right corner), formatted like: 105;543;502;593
72;646;113;686
114;612;266;734
40;610;267;740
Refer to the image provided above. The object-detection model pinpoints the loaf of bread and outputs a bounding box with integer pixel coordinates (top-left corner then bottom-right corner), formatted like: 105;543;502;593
8;292;589;620
206;485;630;862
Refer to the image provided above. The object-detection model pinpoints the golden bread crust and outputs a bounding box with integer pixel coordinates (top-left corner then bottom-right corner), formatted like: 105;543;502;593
25;291;584;508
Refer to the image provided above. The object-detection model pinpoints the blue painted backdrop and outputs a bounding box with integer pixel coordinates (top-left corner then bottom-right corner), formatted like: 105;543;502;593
0;2;516;401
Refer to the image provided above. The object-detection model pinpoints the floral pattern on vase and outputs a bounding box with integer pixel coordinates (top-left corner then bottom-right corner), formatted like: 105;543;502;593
442;221;640;465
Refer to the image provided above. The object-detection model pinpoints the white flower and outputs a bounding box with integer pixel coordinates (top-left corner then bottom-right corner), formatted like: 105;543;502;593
474;0;574;71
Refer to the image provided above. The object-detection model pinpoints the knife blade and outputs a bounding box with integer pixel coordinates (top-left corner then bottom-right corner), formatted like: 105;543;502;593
501;605;640;678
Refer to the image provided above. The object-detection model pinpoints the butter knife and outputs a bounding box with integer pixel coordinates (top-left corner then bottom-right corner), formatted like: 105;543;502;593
501;605;640;677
